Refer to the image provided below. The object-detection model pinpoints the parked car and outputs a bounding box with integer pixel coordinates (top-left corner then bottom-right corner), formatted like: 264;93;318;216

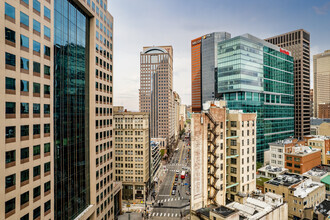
172;190;176;195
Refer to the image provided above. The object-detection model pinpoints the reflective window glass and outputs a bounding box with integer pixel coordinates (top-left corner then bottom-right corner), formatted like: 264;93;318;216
21;80;29;92
33;19;41;32
20;35;29;48
20;12;29;26
20;57;29;70
33;40;40;52
33;0;40;12
5;3;15;19
44;6;50;19
44;26;50;38
5;28;16;43
5;52;16;66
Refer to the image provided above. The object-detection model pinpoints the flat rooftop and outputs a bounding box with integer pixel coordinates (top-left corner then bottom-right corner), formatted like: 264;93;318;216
315;200;330;217
268;137;298;147
259;165;288;173
285;146;321;156
266;172;307;187
212;206;236;217
292;179;324;198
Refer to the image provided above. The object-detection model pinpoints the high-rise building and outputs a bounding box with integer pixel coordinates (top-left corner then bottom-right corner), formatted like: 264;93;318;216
139;46;174;147
216;34;294;161
190;101;257;209
191;32;231;112
114;108;150;203
1;0;121;219
173;91;181;140
313;50;330;118
265;29;311;138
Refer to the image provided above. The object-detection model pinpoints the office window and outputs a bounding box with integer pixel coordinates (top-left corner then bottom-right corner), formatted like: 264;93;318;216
33;62;40;73
33;125;40;135
6;102;16;114
5;198;15;214
33;0;40;12
20;35;29;48
6;77;16;91
6;150;16;164
21;125;29;137
21;80;29;92
33;103;40;114
44;181;51;192
44;85;50;96
33;186;41;198
33;40;40;53
44;143;50;153
44;6;50;19
20;12;29;27
21;214;29;220
33;165;40;177
33;19;41;32
21;169;29;182
33;82;40;93
21;57;29;70
21;147;29;160
33;206;41;220
44;26;50;38
21;191;29;205
44;65;50;76
6;126;16;139
33;145;40;156
21;103;29;114
44;124;50;134
5;174;16;188
5;28;16;43
44;104;50;114
5;52;16;66
5;3;15;19
44;162;50;172
44;200;51;212
21;0;29;5
44;46;50;56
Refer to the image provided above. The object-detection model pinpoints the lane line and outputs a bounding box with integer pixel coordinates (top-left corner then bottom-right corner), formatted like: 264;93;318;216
160;213;163;217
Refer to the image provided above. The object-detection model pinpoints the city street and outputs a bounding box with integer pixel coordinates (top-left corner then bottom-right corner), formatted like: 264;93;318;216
149;139;191;219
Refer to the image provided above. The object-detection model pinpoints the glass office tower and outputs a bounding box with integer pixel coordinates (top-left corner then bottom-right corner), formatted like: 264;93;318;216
216;34;294;161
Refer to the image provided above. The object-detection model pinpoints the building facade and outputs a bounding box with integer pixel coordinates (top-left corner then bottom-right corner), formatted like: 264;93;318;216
150;141;161;184
216;34;294;162
114;109;150;203
173;91;181;140
306;136;330;165
191;32;231;112
139;46;174;147
265;29;311;138
1;0;121;219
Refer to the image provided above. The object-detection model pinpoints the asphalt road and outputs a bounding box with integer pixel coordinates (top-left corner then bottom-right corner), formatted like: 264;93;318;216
149;139;191;219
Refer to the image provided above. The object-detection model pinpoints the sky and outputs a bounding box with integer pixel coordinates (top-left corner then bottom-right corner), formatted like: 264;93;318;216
109;0;330;111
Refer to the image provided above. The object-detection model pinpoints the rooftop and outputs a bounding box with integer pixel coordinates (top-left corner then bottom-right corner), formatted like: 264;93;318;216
259;165;288;173
266;172;307;187
308;135;330;141
304;165;330;178
321;175;330;185
292;179;324;198
314;200;330;217
212;206;236;217
311;118;330;126
285;146;321;156
268;137;299;147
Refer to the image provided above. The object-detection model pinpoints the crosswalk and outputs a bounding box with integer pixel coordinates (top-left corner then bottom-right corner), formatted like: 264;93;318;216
150;212;180;218
155;197;183;203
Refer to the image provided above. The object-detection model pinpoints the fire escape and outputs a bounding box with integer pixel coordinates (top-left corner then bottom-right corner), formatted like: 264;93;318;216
206;113;220;205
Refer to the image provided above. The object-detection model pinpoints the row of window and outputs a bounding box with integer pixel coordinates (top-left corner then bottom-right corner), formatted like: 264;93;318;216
96;69;113;82
96;107;113;115
6;143;50;165
96;130;113;140
5;1;51;21
5;125;50;139
6;78;50;95
96;56;113;71
96;119;112;127
6;102;50;115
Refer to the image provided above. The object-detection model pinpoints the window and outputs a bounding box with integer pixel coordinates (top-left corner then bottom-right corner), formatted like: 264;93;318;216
6;150;16;164
44;200;51;212
21;80;29;92
33;82;40;93
5;198;15;214
44;46;50;56
21;214;29;220
33;40;40;53
33;165;40;177
231;121;237;127
33;206;41;220
5;28;16;43
6;126;16;139
20;35;29;48
44;6;50;19
5;3;15;19
294;164;301;168
33;103;40;114
294;157;301;162
33;145;40;156
44;85;50;96
33;19;40;32
6;77;16;91
44;124;50;134
21;57;29;70
44;143;50;153
21;125;29;137
33;61;40;73
5;52;16;66
44;104;50;114
33;124;40;135
21;191;29;205
44;181;51;192
44;65;50;76
6;174;16;188
44;26;50;38
21;147;29;160
6;102;16;114
21;103;29;114
33;186;41;198
286;156;292;161
44;162;50;172
33;0;40;12
287;162;292;167
21;169;29;182
20;12;29;27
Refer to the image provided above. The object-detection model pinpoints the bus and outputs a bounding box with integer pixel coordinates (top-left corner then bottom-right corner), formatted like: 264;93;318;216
181;171;185;179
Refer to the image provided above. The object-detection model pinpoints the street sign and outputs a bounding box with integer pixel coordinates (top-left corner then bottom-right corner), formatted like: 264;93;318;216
184;183;188;185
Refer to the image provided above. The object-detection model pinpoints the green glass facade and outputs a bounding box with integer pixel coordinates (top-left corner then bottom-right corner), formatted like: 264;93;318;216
216;35;294;161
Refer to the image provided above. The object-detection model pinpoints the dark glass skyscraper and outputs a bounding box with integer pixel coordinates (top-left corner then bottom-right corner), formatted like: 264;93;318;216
216;34;294;161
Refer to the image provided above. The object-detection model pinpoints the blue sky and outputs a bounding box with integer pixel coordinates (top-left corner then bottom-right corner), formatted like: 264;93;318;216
109;0;330;111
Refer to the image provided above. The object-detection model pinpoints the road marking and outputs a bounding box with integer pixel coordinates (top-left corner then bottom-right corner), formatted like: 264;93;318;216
161;200;163;202
171;198;173;201
160;213;163;217
172;213;174;217
152;213;155;216
156;213;159;216
175;214;178;217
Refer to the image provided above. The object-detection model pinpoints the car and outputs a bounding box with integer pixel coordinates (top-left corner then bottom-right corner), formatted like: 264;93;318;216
175;177;178;181
172;190;176;195
176;171;180;174
173;185;177;190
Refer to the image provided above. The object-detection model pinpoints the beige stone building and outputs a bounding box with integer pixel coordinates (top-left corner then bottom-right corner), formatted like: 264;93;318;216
114;108;150;203
139;46;174;148
264;173;326;219
313;50;330;118
1;0;121;219
306;135;330;165
191;101;257;210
